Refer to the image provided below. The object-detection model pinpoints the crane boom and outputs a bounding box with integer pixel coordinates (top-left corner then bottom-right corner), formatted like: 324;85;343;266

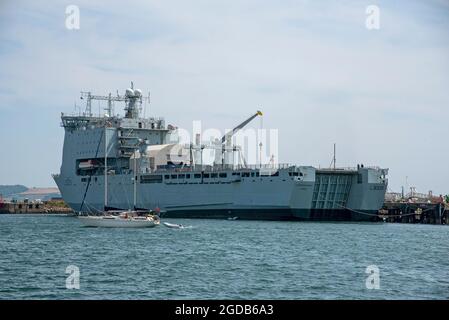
221;110;263;144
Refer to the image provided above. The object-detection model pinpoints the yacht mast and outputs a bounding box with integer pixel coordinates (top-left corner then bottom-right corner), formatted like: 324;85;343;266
133;149;137;210
104;121;108;209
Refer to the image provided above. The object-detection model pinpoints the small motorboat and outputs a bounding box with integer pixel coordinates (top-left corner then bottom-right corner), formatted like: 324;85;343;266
79;211;160;228
163;222;185;229
227;216;238;220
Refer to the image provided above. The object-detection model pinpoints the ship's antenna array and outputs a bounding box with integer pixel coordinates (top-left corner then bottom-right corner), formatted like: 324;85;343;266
79;82;150;119
80;91;92;116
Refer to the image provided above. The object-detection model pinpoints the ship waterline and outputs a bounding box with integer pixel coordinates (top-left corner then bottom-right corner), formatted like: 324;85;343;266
53;84;388;221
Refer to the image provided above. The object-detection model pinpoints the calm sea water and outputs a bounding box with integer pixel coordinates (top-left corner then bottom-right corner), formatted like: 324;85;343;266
0;214;448;300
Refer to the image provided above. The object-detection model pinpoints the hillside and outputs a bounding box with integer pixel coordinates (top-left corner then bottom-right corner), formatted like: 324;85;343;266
0;185;28;198
0;185;61;201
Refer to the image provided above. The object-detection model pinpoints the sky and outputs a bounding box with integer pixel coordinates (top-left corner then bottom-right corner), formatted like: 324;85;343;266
0;0;448;194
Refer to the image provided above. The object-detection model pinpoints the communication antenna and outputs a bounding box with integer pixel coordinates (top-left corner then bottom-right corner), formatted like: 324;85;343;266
144;90;150;118
329;143;336;169
333;143;336;170
405;176;409;195
80;91;93;116
105;93;113;117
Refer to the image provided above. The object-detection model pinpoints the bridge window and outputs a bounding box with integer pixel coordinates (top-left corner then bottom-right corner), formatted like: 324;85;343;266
219;173;227;178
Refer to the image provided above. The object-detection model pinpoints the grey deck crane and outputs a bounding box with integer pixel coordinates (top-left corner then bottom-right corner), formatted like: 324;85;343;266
215;110;263;166
221;110;263;144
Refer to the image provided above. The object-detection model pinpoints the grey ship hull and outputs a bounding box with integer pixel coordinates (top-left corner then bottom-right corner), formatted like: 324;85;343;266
54;167;386;222
160;208;379;221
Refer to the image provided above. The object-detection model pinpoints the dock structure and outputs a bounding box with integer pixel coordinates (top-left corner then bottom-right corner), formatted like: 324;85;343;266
0;199;73;214
380;202;448;225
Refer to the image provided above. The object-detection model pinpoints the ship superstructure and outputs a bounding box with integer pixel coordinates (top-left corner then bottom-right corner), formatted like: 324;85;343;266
53;84;388;221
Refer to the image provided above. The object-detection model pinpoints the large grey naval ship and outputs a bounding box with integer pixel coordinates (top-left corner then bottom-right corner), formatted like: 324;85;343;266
53;84;388;221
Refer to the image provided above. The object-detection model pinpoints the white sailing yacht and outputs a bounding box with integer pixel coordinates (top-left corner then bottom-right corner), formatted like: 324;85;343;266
78;120;160;228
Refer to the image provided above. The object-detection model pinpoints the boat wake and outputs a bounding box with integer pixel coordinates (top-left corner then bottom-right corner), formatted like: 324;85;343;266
163;222;193;229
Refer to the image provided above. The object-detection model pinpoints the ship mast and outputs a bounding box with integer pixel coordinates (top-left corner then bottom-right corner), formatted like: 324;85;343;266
329;143;337;170
333;143;336;170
